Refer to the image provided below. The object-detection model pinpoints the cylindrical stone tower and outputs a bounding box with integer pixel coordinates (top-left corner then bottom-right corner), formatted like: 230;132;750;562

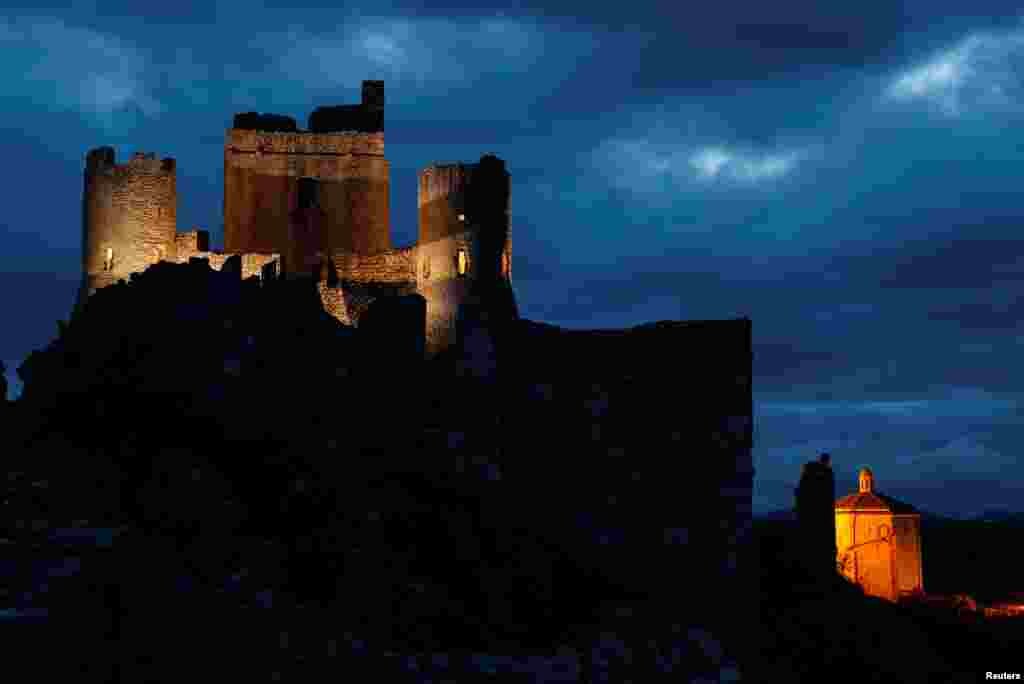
78;147;177;307
416;155;516;357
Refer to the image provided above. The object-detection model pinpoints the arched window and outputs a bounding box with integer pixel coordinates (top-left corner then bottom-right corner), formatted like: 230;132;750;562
457;248;468;276
103;247;114;271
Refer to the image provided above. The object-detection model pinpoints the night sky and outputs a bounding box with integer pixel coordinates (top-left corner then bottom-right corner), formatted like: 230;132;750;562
2;3;1022;518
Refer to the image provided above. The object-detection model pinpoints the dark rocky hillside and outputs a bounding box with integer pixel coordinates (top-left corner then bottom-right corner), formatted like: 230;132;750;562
1;259;752;682
4;258;1021;681
758;516;1024;682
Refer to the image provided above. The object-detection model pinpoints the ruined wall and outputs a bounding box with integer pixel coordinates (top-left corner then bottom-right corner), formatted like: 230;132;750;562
175;229;210;256
330;246;415;284
224;128;389;256
173;230;279;280
187;253;279;281
308;80;384;134
317;283;351;325
80;148;176;303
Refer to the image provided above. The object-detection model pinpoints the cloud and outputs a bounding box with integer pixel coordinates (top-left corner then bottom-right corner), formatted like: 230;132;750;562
270;18;588;96
0;17;164;120
595;136;807;193
689;146;803;182
886;27;1024;116
759;386;1018;422
753;390;1024;517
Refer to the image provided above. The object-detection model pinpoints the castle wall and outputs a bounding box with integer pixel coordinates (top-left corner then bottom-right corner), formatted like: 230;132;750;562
418;164;471;244
416;158;514;356
188;252;279;280
330;245;415;284
416;232;474;356
173;230;279;280
498;317;755;675
224;129;389;256
80;148;176;302
418;159;511;275
175;230;209;256
224;168;295;254
317;283;351;325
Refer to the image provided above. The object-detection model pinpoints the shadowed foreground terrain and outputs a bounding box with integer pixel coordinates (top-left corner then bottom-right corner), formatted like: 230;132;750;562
1;259;753;682
758;516;1024;682
4;259;1019;679
7;257;1018;681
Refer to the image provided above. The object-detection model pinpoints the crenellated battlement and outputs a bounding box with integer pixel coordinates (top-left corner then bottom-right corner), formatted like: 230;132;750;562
225;129;385;157
418;163;473;210
86;147;176;176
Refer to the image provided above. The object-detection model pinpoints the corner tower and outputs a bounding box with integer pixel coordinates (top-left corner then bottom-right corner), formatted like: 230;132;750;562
224;80;390;257
78;147;177;307
416;155;516;356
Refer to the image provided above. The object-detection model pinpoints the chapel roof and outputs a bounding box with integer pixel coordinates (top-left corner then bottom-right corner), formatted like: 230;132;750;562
835;467;919;513
834;491;919;514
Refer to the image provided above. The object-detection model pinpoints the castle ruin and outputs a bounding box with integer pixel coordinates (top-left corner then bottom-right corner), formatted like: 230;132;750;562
70;83;756;676
79;80;515;356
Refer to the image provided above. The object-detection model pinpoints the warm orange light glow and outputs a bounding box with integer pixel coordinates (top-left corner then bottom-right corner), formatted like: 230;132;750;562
835;469;923;602
457;249;468;276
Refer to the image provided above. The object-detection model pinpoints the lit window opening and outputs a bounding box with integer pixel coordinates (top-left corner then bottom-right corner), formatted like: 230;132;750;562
457;213;465;222
103;247;114;271
457;249;468;276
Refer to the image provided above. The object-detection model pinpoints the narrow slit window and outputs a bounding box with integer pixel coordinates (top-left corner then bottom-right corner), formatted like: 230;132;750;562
457;249;468;276
297;177;318;209
104;247;114;271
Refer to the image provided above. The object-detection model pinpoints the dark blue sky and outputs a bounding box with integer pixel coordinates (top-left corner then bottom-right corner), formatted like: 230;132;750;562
2;2;1022;518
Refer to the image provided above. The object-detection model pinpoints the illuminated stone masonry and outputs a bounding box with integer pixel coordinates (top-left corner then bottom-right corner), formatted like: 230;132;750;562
78;81;514;357
834;468;924;602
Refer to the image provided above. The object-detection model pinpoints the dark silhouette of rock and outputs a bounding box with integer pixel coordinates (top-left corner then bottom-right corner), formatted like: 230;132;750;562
358;293;427;365
5;261;755;682
795;452;837;584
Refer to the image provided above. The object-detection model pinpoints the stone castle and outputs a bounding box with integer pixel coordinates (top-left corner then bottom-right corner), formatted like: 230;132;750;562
54;82;757;677
78;80;516;356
